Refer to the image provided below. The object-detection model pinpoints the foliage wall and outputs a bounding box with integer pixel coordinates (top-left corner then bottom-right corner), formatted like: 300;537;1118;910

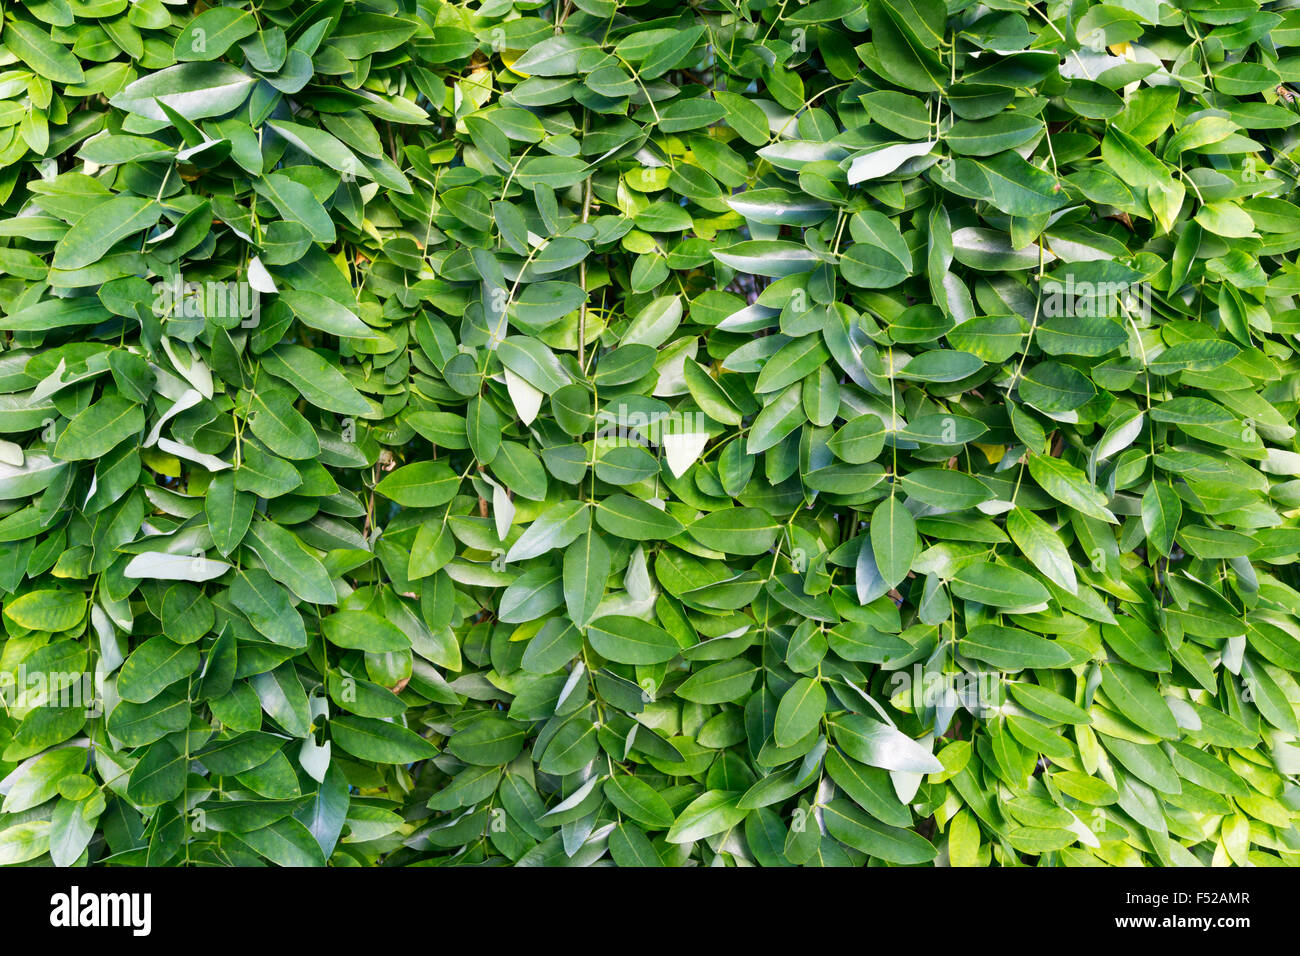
1;0;1300;867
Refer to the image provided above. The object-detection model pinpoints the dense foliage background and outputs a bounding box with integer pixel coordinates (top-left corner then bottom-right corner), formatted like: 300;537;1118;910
1;0;1299;868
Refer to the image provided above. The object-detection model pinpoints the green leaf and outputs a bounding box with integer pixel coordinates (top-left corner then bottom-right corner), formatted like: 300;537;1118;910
595;495;684;540
248;390;319;460
323;610;411;652
329;716;439;764
868;0;945;92
587;615;679;664
833;714;943;773
237;817;326;867
1020;361;1096;413
262;345;371;416
447;715;528;766
255;179;336;245
871;493;917;590
951;564;1050;608
666;790;746;843
231;570;306;649
947;114;1041;156
175;7;257;62
1026;454;1117;523
4;589;85;632
712;241;821;277
1006;507;1076;594
959;624;1071;669
54;395;145;461
603;775;675;828
2;749;85;814
949;153;1066;218
3;19;85;84
825;749;912;827
841;211;912;287
246;520;336;604
774;677;826;747
609;823;663;866
687;508;779;555
206;471;254;557
110;62;256;121
1141;482;1181;557
375;461;460;507
675;659;758;704
52;196;161;271
117;636;200;704
824;798;937;864
1100;663;1179;739
563;531;609;626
